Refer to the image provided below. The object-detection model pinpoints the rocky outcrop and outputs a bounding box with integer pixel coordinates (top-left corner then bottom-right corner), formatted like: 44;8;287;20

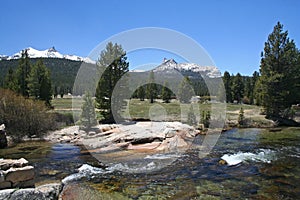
0;124;8;148
0;183;61;200
46;122;200;153
0;158;35;189
81;121;200;153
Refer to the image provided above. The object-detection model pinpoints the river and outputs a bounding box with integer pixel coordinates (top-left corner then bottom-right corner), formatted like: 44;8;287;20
1;128;300;199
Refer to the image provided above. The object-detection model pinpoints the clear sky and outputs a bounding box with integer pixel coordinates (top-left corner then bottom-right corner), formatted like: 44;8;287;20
1;0;300;75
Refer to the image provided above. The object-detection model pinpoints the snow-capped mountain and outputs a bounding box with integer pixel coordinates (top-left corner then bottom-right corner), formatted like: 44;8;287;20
154;58;221;78
0;47;95;64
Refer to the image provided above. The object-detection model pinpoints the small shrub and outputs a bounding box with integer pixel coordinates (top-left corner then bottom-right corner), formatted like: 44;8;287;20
187;105;197;126
238;107;245;126
80;92;97;130
0;89;56;141
242;96;250;104
53;112;74;126
201;110;211;128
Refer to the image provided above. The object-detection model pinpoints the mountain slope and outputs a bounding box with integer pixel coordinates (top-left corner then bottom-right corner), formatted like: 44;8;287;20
153;58;221;78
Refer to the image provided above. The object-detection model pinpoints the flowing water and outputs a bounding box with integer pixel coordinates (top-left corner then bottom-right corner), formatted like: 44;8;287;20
1;128;300;199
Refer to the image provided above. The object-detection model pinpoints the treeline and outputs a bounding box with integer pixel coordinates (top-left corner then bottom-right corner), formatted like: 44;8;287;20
1;51;52;106
90;22;300;125
0;51;73;141
0;57;90;96
225;22;300;123
222;71;259;104
131;73;204;104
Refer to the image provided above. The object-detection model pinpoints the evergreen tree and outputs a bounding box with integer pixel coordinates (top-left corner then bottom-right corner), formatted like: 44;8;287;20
254;78;263;106
16;50;31;97
243;77;252;104
178;76;193;103
146;71;157;103
251;71;260;104
137;85;145;101
95;42;129;123
231;73;244;103
28;59;52;106
223;71;232;103
59;86;64;98
54;85;58;98
258;22;300;118
161;81;172;103
81;92;97;130
4;67;17;91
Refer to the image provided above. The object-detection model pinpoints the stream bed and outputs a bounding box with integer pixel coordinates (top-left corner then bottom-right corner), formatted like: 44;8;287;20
1;128;300;199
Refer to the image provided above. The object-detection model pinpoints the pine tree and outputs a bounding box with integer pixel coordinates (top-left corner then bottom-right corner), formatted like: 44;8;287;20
81;92;97;130
243;77;252;104
16;50;31;97
258;22;300;118
54;85;58;98
178;76;193;103
146;71;157;103
4;67;17;92
59;86;64;98
161;81;172;103
137;85;145;101
28;59;52;106
95;42;129;123
231;73;244;103
251;71;260;104
223;71;232;103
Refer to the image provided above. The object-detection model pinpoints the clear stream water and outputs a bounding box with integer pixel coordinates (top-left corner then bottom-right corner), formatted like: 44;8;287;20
1;128;300;199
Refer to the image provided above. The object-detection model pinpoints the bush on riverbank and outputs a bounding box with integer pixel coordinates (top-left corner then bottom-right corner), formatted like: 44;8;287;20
0;89;56;142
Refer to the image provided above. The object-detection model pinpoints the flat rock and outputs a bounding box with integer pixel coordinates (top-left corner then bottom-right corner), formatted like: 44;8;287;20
0;158;29;170
82;121;197;153
5;166;35;183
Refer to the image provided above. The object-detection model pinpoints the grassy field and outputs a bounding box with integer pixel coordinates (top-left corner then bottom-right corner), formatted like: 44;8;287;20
52;97;271;126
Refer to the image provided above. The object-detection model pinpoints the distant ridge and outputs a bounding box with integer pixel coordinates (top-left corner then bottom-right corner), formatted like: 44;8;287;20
153;58;221;78
0;47;95;64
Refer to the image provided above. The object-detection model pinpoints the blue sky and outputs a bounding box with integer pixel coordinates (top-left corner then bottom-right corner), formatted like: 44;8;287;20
1;0;300;75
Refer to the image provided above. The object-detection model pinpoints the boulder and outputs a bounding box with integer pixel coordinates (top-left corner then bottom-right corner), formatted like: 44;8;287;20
81;121;198;154
12;179;35;188
5;166;35;184
0;158;35;190
0;189;15;199
0;181;12;189
0;158;29;170
0;183;61;200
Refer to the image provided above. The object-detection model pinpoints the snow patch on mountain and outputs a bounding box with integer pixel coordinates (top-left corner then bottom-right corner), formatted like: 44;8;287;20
154;58;221;78
0;47;96;64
